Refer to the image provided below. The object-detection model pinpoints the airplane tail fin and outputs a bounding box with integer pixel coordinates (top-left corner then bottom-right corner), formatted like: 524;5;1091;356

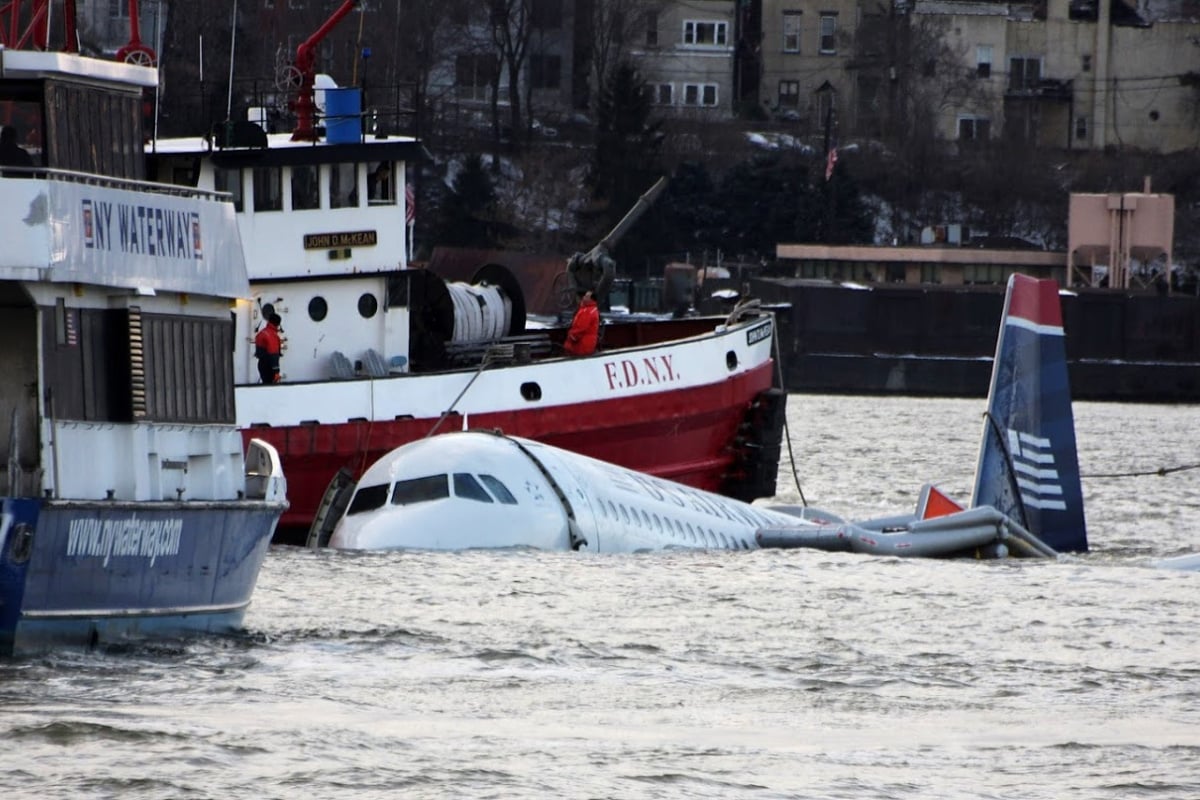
970;275;1088;552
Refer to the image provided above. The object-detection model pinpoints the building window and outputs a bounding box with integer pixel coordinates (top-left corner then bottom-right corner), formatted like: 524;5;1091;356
683;83;718;107
976;45;992;78
1075;116;1088;141
531;0;562;29
684;21;727;47
957;115;991;141
818;14;837;54
783;11;801;53
529;54;561;90
778;80;800;108
109;0;130;16
645;11;658;46
455;53;497;101
1009;57;1041;91
653;83;673;105
1081;53;1092;72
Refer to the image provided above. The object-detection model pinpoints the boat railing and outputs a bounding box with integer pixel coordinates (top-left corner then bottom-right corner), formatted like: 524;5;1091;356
1;165;234;203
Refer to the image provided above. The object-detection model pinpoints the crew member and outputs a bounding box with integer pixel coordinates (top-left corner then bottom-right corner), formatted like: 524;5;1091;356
0;126;33;170
563;290;599;356
254;313;283;383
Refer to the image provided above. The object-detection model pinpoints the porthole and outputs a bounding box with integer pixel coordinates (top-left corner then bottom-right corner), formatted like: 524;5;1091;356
726;351;738;370
308;296;328;322
358;293;379;319
520;382;542;401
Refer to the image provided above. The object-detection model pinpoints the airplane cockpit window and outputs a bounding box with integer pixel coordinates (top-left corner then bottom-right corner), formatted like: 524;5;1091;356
454;473;493;503
479;474;518;505
346;484;389;515
392;474;450;505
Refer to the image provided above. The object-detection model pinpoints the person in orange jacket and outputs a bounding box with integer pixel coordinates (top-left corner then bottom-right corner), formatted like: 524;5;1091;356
563;290;599;356
254;313;283;383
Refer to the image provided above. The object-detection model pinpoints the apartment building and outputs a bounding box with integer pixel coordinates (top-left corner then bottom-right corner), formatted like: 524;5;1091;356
757;0;859;134
629;0;740;117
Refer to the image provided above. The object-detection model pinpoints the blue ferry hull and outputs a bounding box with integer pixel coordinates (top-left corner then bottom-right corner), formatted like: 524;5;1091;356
0;498;280;656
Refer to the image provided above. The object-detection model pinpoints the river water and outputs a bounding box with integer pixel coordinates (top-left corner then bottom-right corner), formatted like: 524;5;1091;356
2;395;1198;799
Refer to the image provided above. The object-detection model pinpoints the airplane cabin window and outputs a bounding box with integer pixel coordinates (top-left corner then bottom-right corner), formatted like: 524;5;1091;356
346;484;389;515
454;473;493;503
479;474;518;504
391;474;450;505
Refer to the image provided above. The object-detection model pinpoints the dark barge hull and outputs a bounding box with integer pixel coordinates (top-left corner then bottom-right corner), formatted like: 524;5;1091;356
751;279;1200;402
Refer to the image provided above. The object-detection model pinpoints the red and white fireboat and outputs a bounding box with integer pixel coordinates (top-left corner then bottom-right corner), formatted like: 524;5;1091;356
148;10;784;543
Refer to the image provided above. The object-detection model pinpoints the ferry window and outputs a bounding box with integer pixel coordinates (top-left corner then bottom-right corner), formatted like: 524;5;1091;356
308;296;328;322
358;293;379;319
368;162;394;204
346;484;389;515
391;474;450;505
480;474;518;504
291;165;319;210
619;504;630;524
253;167;282;212
330;162;358;208
719;532;729;548
214;167;243;211
652;513;662;532
453;473;493;503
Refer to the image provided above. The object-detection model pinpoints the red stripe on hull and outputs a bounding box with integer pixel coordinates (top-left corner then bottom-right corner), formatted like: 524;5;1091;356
244;361;776;539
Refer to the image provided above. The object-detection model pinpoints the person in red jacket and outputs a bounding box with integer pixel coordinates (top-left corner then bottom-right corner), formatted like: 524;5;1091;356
254;313;283;383
563;290;600;356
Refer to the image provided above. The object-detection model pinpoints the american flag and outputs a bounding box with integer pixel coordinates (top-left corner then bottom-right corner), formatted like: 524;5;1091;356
824;144;838;182
405;182;415;225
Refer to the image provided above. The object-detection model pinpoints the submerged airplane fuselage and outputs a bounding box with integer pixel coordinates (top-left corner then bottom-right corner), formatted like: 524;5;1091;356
327;432;841;552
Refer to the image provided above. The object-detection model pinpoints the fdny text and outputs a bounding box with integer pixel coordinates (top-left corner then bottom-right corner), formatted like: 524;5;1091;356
603;355;680;391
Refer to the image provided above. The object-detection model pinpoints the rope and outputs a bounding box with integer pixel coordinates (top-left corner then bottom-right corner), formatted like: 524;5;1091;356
771;313;807;507
1083;463;1200;479
424;346;502;438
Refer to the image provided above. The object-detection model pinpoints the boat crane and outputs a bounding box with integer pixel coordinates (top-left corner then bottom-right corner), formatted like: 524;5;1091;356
279;0;361;141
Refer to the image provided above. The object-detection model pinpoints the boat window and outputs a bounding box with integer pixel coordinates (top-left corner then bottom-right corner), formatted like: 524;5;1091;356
330;162;358;208
346;484;389;515
253;167;283;212
308;296;328;322
358;293;379;319
479;474;518;504
453;473;493;503
391;474;450;506
619;504;630;524
368;162;395;205
291;165;319;210
214;167;243;211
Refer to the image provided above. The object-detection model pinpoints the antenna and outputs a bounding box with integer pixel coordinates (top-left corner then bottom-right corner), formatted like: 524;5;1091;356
227;0;238;120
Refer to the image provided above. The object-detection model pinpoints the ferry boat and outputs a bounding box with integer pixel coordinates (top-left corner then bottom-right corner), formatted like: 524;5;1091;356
0;19;287;654
145;3;786;545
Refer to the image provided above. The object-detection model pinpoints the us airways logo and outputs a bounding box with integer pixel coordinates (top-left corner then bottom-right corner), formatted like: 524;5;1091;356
1007;428;1066;511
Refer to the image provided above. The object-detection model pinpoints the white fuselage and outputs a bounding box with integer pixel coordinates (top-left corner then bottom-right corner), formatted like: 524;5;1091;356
328;432;834;552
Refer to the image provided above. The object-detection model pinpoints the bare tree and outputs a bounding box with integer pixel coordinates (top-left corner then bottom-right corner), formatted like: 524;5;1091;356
584;0;663;110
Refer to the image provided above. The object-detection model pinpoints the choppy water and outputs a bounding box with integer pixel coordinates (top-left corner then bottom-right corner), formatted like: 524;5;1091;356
3;396;1198;799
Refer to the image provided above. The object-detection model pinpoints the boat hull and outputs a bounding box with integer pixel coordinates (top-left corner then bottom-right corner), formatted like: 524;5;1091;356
0;498;281;656
246;359;777;543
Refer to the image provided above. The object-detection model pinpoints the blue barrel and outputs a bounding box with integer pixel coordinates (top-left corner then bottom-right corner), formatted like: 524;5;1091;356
324;88;361;144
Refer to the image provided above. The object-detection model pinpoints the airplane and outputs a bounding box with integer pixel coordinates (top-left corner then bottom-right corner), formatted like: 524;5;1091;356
316;274;1089;558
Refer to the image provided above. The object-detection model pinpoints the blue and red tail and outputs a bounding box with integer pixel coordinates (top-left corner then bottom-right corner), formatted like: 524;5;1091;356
970;275;1088;552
